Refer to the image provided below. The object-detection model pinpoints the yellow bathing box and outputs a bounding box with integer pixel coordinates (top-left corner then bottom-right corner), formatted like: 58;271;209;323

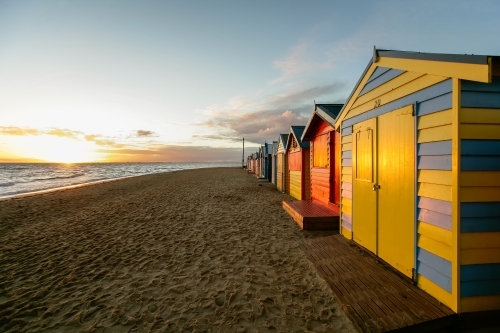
335;48;500;313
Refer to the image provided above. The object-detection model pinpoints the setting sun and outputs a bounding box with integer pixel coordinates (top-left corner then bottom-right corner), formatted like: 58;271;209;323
6;135;102;163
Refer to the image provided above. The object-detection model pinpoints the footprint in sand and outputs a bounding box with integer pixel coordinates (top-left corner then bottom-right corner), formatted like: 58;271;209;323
215;291;225;306
228;290;242;306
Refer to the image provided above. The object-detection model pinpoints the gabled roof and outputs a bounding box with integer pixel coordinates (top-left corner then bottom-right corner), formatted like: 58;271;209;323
286;126;309;151
334;48;499;129
264;142;274;155
301;103;343;141
272;141;278;155
278;133;289;151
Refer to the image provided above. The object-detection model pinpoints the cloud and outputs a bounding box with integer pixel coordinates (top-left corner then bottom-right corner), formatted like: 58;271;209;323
0;126;84;138
0;127;41;136
197;82;346;144
96;145;246;162
83;134;125;148
46;128;82;139
135;130;157;138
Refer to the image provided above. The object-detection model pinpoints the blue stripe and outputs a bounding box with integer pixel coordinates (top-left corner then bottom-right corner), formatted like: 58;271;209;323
462;156;500;171
418;197;452;215
417;248;452;277
342;80;452;129
342;220;352;231
461;280;500;297
461;202;500;217
366;67;391;83
462;140;500;156
342;126;352;136
418;141;452;156
418;155;452;170
342;151;352;159
417;261;452;292
418;93;452;116
342;182;352;191
418;210;452;230
342;212;352;223
461;217;500;233
342;158;352;167
462;91;500;108
461;263;500;281
462;78;500;93
359;69;405;96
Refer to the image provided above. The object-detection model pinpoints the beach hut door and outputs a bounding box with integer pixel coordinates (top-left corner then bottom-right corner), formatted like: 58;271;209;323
353;118;378;254
377;106;415;278
352;106;415;278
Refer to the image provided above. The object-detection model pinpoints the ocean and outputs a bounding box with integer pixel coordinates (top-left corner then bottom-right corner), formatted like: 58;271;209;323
0;162;241;199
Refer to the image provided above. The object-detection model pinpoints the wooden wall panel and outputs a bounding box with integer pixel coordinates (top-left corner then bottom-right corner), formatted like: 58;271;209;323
288;150;302;171
289;170;302;200
303;148;310;200
460;80;500;308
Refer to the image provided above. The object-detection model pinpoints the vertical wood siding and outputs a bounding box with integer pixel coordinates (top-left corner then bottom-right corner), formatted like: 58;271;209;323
289;170;302;200
459;78;500;311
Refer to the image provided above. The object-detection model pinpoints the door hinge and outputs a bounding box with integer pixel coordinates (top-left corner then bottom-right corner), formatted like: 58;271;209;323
412;268;417;283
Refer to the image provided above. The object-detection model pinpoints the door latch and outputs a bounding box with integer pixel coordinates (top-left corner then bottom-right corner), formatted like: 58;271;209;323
372;183;381;191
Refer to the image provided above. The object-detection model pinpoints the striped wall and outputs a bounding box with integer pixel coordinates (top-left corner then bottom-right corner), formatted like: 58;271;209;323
416;105;454;308
340;67;455;308
459;78;500;312
340;132;353;238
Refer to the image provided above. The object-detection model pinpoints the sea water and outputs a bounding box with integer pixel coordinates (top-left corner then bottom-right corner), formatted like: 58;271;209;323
0;162;240;198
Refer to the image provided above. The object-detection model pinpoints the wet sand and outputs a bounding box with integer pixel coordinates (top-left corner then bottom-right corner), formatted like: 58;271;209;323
0;168;356;333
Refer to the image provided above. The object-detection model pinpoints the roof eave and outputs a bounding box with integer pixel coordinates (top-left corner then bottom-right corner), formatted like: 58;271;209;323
334;48;493;129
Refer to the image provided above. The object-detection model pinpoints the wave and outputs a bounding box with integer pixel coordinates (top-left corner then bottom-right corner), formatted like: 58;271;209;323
0;182;16;187
32;173;86;182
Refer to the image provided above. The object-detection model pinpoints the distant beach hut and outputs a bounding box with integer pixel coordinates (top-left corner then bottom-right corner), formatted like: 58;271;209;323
301;104;343;209
252;152;258;174
264;142;274;181
271;141;278;185
257;146;265;178
285;126;310;200
334;48;500;313
276;134;289;193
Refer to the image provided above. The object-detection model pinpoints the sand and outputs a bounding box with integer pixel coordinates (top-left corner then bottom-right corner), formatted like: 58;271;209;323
0;168;357;333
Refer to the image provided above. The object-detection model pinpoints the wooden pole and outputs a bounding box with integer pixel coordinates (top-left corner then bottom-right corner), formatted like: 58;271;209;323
242;137;245;168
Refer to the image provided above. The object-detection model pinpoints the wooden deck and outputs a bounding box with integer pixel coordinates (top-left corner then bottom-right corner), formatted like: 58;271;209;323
283;200;339;230
300;235;456;333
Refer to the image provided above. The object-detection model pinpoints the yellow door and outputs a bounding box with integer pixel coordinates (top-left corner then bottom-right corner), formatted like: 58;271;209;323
377;105;415;278
353;118;377;254
289;170;302;199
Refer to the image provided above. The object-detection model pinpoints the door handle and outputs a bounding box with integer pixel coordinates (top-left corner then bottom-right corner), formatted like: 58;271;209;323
372;183;381;191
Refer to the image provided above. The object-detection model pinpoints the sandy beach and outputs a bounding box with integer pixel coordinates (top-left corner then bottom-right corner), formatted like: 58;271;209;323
0;168;356;333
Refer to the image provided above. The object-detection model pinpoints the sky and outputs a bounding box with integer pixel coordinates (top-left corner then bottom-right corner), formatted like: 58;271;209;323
1;0;499;163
